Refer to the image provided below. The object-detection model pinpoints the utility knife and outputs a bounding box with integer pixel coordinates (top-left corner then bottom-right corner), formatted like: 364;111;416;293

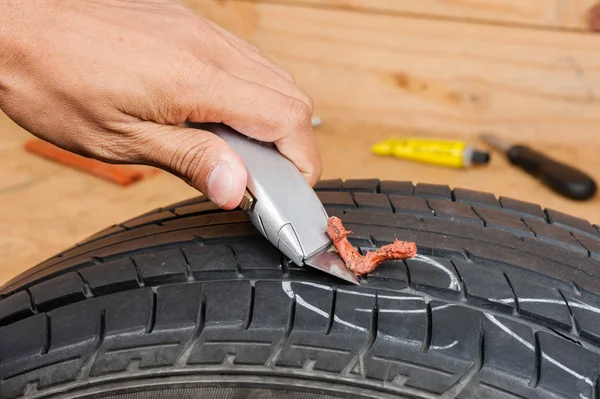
187;122;360;285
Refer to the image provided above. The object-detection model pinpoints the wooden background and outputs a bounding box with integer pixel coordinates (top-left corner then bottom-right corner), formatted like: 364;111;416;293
2;0;600;286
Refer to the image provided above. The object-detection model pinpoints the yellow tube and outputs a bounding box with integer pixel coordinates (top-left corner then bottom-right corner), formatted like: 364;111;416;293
371;137;487;168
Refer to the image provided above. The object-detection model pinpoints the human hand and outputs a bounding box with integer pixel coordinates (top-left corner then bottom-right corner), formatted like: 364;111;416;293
0;0;320;210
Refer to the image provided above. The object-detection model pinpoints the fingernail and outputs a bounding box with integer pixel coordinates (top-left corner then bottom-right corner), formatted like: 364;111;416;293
207;162;234;207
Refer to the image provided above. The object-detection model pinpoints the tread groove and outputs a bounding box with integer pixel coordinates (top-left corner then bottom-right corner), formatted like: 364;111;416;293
266;295;296;368
279;253;291;278
549;327;582;346
403;259;412;286
503;273;520;315
180;248;194;281
543;208;552;224
424;199;436;214
281;254;290;277
25;288;37;314
470;206;487;227
4;356;80;381
386;194;396;213
79;308;105;380
91;256;104;265
570;231;592;257
343;296;378;377
230;245;243;278
106;342;180;354
42;313;51;355
558;289;580;337
520;217;538;236
146;290;157;334
204;340;271;346
529;332;541;388
130;258;145;287
76;271;93;298
290;344;350;354
422;302;432;352
450;260;467;301
444;328;485;398
325;288;337;336
463;249;474;263
174;294;205;367
244;282;255;330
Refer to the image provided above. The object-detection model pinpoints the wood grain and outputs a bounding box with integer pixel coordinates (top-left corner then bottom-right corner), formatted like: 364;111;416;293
262;0;600;30
192;0;600;145
0;113;198;286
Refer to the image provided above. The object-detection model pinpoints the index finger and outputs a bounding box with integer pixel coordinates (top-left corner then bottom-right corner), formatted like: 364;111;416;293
183;66;322;185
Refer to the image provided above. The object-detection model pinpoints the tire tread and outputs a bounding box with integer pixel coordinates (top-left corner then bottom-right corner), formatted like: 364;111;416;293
2;179;600;399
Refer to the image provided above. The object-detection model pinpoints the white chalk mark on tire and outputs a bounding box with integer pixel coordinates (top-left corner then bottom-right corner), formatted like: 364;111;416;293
282;281;367;333
282;282;456;348
379;295;425;301
296;283;426;302
355;304;454;314
430;340;459;350
285;276;595;394
414;254;460;291
283;281;329;318
488;297;600;314
337;289;375;297
295;281;333;291
338;289;426;302
484;313;593;388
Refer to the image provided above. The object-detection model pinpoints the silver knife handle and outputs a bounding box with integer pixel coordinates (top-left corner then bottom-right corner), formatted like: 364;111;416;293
187;122;331;266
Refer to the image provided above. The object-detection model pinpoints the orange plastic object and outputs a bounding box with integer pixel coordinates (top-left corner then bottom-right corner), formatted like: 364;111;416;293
24;139;159;186
327;216;417;276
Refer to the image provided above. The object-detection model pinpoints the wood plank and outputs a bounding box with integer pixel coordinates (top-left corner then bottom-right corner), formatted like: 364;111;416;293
190;0;600;146
0;113;199;286
268;0;562;29
262;0;600;30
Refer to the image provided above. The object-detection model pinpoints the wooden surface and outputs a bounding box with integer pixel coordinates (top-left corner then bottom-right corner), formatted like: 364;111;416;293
2;0;600;286
192;0;600;146
273;0;600;30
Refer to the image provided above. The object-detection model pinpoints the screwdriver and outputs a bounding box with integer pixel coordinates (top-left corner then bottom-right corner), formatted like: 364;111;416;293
480;133;597;201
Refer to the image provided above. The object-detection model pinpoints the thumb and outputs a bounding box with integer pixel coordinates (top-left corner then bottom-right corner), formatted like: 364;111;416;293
138;123;247;210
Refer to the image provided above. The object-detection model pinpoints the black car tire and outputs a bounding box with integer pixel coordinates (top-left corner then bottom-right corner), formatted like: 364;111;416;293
2;179;600;399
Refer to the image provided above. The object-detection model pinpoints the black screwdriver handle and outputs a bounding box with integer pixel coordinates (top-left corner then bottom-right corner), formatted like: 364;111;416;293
507;145;597;201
